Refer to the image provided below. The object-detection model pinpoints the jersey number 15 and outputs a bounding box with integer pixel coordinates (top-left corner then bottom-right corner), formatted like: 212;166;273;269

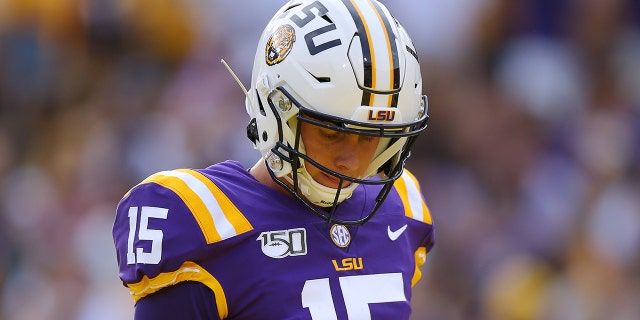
126;206;168;264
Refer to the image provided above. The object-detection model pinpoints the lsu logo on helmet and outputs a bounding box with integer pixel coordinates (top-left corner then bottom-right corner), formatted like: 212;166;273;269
265;24;296;66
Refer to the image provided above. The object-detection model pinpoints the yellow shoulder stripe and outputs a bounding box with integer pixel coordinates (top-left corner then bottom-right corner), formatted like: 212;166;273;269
136;169;253;244
411;247;427;287
393;170;432;224
128;261;228;319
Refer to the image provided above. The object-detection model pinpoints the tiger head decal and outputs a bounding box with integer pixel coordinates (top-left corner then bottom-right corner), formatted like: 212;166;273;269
265;24;296;66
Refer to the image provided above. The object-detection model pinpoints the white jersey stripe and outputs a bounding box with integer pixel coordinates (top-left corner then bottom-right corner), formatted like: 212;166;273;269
159;170;237;240
401;171;425;222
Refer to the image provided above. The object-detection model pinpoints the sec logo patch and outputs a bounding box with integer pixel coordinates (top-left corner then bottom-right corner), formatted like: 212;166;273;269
330;224;351;248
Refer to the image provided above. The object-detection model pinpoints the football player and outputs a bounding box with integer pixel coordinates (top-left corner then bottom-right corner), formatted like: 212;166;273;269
113;0;434;318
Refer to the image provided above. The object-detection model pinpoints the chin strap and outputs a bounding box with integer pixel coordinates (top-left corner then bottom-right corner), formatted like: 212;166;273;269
363;137;406;178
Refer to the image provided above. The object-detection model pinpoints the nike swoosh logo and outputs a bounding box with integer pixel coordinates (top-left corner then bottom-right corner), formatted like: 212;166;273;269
387;224;408;241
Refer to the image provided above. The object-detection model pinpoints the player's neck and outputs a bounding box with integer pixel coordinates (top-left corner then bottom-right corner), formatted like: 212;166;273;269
249;160;291;197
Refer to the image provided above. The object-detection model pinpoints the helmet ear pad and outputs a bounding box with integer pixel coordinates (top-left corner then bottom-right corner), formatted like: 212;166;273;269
247;118;259;144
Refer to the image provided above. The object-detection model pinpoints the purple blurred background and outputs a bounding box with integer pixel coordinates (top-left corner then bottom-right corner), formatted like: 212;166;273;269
0;0;638;319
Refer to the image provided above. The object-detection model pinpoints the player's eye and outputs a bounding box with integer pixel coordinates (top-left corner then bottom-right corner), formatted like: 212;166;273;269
322;130;341;140
361;135;375;143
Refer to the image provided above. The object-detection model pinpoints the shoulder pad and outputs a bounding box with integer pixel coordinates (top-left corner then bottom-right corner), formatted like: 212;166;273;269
113;169;253;299
122;169;253;244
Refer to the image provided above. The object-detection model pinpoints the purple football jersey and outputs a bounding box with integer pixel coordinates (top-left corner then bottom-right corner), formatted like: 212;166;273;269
113;160;434;319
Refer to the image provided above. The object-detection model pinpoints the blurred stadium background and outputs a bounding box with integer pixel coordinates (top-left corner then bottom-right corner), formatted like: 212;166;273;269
0;0;639;319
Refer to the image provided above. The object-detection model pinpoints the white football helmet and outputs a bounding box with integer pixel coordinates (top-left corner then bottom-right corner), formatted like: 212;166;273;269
245;0;428;224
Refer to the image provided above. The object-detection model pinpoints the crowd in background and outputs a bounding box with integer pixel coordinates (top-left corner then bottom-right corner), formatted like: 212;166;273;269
0;0;638;319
